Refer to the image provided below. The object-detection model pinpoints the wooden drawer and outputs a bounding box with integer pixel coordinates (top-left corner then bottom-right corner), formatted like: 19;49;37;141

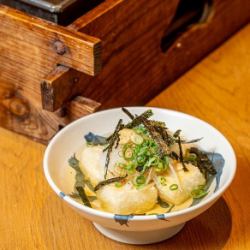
0;0;249;143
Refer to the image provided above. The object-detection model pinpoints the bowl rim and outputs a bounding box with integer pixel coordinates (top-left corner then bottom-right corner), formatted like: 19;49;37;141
43;106;237;221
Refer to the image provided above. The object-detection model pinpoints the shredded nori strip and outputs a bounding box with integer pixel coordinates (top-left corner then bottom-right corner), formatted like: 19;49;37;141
68;154;81;172
122;108;171;157
177;136;188;171
182;138;203;144
173;129;181;138
68;155;95;191
189;147;217;179
94;175;127;191
122;107;135;120
153;126;175;146
154;126;202;145
75;186;92;207
169;151;179;160
115;137;120;148
125;110;153;128
69;193;97;202
141;118;169;158
103;119;123;178
148;120;166;128
69;192;81;199
157;197;170;208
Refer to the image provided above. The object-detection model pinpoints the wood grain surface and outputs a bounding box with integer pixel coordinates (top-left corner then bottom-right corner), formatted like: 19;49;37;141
1;0;249;142
0;5;102;76
0;4;102;142
68;0;249;109
0;24;249;250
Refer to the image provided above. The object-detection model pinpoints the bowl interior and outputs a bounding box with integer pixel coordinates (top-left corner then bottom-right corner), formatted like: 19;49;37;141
44;107;236;217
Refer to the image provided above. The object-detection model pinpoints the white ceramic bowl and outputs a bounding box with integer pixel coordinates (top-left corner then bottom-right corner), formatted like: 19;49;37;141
43;107;236;244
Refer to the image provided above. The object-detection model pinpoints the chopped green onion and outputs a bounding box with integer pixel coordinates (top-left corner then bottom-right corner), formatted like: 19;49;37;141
155;157;169;173
124;162;136;174
145;156;158;167
124;148;133;160
169;184;178;191
155;162;164;172
159;176;167;186
163;156;169;165
136;155;146;164
135;175;146;185
133;125;148;135
191;186;208;199
115;182;122;188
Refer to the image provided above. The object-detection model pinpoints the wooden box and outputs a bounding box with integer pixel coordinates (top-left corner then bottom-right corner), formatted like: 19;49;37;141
0;0;249;143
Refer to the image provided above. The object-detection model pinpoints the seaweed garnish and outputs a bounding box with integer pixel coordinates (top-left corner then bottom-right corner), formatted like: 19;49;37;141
75;186;92;207
189;147;217;179
154;126;175;146
94;175;127;191
188;148;217;204
68;155;94;206
177;136;188;171
122;107;135;120
68;155;95;191
69;193;97;202
157;197;170;208
169;151;179;160
121;108;174;158
173;129;181;138
182;138;203;144
103;119;124;178
103;108;161;178
190;151;224;206
68;154;81;172
121;109;186;154
125;109;153;128
142;119;169;158
121;108;172;158
68;192;80;199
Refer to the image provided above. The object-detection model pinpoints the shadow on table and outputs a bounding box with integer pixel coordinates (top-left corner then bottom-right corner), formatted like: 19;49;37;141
143;197;232;250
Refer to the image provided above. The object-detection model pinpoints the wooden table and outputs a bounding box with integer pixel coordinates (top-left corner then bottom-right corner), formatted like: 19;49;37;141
1;24;249;250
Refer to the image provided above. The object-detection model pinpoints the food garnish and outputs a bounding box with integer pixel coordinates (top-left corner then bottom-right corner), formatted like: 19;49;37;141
68;108;222;215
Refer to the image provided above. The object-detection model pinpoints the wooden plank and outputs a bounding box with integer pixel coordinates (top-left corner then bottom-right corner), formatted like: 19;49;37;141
40;65;86;111
0;4;101;76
